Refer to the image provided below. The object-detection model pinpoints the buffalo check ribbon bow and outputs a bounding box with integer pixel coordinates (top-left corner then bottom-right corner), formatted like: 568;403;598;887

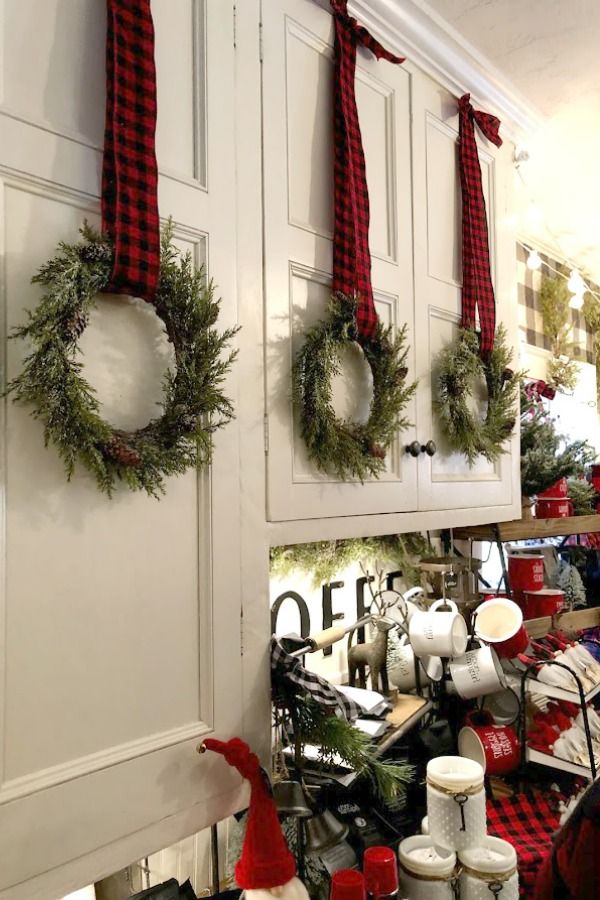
458;93;503;357
102;0;160;303
330;0;405;340
271;638;362;721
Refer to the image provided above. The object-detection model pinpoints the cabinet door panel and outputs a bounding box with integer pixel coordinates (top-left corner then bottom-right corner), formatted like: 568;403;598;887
412;74;519;514
263;0;418;521
0;2;247;894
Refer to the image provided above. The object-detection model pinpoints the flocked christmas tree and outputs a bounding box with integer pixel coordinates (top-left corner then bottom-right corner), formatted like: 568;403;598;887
558;562;587;610
520;386;595;497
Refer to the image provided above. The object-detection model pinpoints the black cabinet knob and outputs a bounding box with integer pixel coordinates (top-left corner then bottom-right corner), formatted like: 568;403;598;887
405;440;422;457
422;440;437;457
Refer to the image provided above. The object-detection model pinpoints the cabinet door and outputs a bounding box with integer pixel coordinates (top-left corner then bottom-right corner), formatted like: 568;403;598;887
262;0;418;522
411;72;520;515
0;2;248;896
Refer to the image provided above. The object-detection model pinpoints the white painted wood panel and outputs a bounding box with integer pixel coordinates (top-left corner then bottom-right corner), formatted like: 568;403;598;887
263;0;418;521
411;70;520;514
0;2;254;895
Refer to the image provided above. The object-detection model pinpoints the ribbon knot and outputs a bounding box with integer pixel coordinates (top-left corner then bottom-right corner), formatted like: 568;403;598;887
458;93;502;356
331;0;404;340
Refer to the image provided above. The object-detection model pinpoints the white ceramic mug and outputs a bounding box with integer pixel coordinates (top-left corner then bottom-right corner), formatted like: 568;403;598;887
449;641;506;700
387;633;431;692
409;599;468;659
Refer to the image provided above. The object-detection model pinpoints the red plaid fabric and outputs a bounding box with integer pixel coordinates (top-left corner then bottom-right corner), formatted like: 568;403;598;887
458;93;502;356
330;1;404;339
102;0;160;302
487;790;561;897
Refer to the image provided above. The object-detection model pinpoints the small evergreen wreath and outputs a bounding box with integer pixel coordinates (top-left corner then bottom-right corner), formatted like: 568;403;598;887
292;294;416;481
435;326;519;466
6;221;239;497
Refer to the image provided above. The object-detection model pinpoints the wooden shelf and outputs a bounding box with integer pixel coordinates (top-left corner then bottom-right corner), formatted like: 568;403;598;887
527;747;596;779
454;514;600;542
525;675;600;705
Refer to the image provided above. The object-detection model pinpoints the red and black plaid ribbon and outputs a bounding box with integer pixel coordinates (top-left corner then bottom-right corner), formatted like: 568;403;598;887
331;1;404;340
458;93;502;357
102;0;160;302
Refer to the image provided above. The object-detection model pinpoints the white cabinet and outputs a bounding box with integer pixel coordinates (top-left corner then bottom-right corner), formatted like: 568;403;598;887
261;0;520;541
0;3;264;897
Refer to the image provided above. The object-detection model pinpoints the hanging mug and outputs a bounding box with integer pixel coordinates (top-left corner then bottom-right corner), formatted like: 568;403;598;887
458;712;520;776
474;598;529;659
409;599;468;659
449;640;506;700
387;633;431;692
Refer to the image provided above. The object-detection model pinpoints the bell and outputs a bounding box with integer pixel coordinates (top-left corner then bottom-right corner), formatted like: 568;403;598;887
272;780;313;818
303;809;349;856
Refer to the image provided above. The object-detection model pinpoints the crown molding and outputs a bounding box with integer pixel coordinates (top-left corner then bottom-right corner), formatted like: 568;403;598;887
348;0;545;141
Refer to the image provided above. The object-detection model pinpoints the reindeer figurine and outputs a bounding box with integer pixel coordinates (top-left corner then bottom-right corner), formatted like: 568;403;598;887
347;583;400;692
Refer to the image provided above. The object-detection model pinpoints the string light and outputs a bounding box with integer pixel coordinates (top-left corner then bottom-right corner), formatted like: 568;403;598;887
568;269;585;295
526;250;542;271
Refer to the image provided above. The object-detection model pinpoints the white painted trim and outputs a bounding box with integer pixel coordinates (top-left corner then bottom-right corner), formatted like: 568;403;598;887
345;0;544;140
268;501;521;547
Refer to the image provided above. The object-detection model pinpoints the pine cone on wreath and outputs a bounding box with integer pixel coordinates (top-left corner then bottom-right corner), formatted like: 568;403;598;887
368;442;387;459
395;366;408;384
501;367;514;384
63;309;89;341
79;241;112;264
104;435;142;467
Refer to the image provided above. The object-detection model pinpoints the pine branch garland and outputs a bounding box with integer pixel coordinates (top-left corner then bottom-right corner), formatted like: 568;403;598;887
5;221;239;497
270;533;432;588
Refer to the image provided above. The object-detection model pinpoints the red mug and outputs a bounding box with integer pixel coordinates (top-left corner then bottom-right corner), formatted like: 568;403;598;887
535;497;573;519
523;588;565;619
474;597;529;659
508;554;544;592
537;478;569;498
459;722;520;775
537;477;568;498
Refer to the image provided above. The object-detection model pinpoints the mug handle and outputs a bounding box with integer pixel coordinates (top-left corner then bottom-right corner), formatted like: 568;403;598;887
430;598;458;613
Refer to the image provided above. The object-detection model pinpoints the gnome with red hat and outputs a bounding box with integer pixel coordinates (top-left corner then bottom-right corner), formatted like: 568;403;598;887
204;738;310;900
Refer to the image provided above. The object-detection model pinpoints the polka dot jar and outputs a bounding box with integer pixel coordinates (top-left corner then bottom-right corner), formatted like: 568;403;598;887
426;756;486;851
459;836;519;899
398;835;457;900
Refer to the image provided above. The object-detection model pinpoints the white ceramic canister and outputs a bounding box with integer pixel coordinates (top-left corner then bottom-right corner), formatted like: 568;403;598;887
426;756;486;851
458;836;519;899
398;835;457;900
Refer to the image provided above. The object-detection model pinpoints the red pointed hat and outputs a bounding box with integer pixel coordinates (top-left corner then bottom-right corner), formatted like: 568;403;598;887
204;737;297;890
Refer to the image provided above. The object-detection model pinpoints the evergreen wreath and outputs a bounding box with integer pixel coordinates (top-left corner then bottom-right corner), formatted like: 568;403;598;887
435;326;519;466
292;294;416;481
6;221;239;498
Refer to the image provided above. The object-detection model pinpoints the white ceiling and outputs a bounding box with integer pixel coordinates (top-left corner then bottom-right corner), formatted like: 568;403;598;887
426;0;600;118
425;0;600;282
